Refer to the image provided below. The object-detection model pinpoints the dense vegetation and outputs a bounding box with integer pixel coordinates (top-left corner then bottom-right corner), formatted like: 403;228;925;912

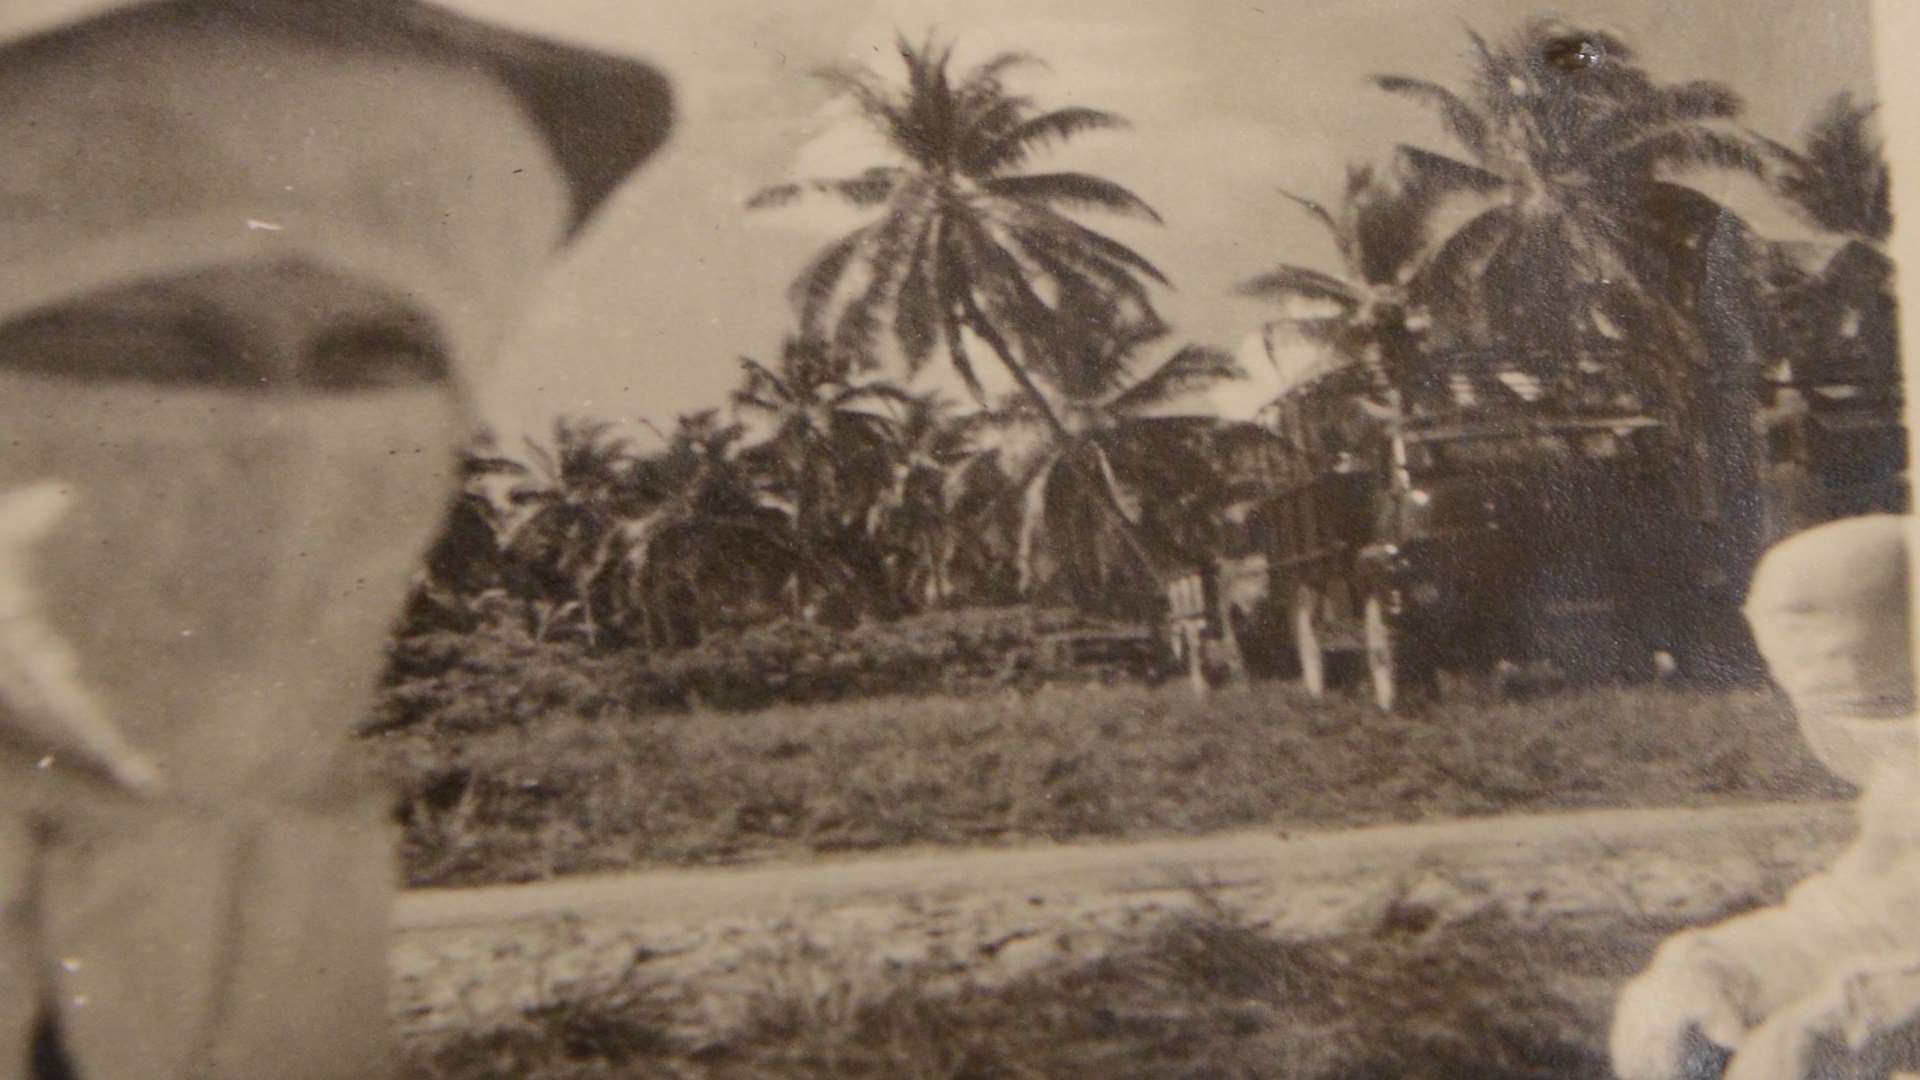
378;23;1897;1076
392;19;1896;665
364;19;1889;894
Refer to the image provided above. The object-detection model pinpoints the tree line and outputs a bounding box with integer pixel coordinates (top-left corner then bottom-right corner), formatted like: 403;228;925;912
402;18;1896;654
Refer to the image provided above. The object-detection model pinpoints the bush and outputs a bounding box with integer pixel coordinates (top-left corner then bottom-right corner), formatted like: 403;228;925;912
373;605;1127;736
373;613;630;735
634;606;1115;712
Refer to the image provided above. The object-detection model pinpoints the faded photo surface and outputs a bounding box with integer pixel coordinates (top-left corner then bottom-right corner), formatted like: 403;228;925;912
0;2;1910;1079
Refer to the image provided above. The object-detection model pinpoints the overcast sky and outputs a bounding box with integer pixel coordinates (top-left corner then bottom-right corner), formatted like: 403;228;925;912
463;0;1878;445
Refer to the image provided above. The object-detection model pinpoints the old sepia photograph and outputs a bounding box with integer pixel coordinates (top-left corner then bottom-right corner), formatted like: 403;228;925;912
0;0;1914;1077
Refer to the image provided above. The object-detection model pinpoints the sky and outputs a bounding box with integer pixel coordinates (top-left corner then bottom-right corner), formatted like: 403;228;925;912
456;0;1880;447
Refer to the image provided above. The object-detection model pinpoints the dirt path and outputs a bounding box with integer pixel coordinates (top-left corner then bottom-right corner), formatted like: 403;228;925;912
392;801;1854;1042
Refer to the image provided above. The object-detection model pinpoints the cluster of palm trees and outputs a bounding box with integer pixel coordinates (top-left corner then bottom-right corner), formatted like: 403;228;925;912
1242;22;1893;519
407;19;1896;655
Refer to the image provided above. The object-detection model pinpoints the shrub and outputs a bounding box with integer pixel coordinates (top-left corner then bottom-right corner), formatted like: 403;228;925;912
634;606;1114;711
373;613;629;735
373;605;1129;736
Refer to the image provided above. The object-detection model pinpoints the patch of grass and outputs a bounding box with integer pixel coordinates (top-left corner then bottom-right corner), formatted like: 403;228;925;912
400;901;1704;1080
367;675;1848;888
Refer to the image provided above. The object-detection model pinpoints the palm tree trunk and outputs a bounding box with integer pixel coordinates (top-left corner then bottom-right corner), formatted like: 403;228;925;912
955;292;1168;607
955;292;1071;437
578;585;598;651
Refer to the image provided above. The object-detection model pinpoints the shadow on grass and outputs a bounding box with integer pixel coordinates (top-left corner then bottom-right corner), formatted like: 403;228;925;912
402;898;1703;1080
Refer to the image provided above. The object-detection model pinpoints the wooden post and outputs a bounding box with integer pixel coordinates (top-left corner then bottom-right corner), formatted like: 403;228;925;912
1186;622;1208;699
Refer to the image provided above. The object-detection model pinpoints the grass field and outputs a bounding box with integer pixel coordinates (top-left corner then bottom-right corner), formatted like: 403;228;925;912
398;895;1725;1080
369;678;1848;889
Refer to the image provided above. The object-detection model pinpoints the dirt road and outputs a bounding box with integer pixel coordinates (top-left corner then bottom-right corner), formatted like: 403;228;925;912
392;801;1853;1040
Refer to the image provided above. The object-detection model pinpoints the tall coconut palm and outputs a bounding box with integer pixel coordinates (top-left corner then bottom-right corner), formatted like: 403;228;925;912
1375;19;1773;543
748;35;1169;434
1374;18;1762;373
1754;92;1897;384
973;315;1238;614
732;337;910;618
1235;162;1446;377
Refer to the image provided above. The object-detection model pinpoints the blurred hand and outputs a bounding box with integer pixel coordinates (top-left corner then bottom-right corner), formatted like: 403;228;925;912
1611;930;1757;1080
1725;956;1920;1080
1723;995;1844;1080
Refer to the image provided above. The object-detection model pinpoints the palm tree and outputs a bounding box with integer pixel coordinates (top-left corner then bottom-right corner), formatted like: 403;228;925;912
1754;92;1897;384
1374;18;1762;373
614;412;797;646
972;315;1238;614
1235;162;1446;377
1374;18;1773;546
1757;92;1891;245
732;337;909;618
401;430;526;635
867;392;984;611
502;417;641;646
748;34;1169;435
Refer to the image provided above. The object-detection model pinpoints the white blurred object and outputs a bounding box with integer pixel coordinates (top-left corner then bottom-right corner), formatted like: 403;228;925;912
1744;516;1915;785
0;482;163;795
1874;0;1920;750
1612;516;1920;1080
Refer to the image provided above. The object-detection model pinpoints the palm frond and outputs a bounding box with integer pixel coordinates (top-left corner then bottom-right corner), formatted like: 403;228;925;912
1601;126;1763;179
956;94;1036;164
956;51;1047;111
1003;218;1158;307
1748;127;1805;169
835;380;919;412
1415;204;1516;301
1015;207;1171;286
815;65;906;136
969;107;1131;173
829;197;931;367
520;434;560;483
1371;75;1489;159
1395;145;1507;195
1765;92;1892;240
459;453;527;481
939;305;990;405
730;357;791;418
1275;185;1340;240
1566;91;1744;171
1107;345;1242;413
829;293;887;372
1235;265;1361;308
954;214;1065;378
746;167;907;211
1087;444;1139;527
892;217;943;367
744;183;804;211
981;172;1164;224
1012;239;1132;318
788;226;875;334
